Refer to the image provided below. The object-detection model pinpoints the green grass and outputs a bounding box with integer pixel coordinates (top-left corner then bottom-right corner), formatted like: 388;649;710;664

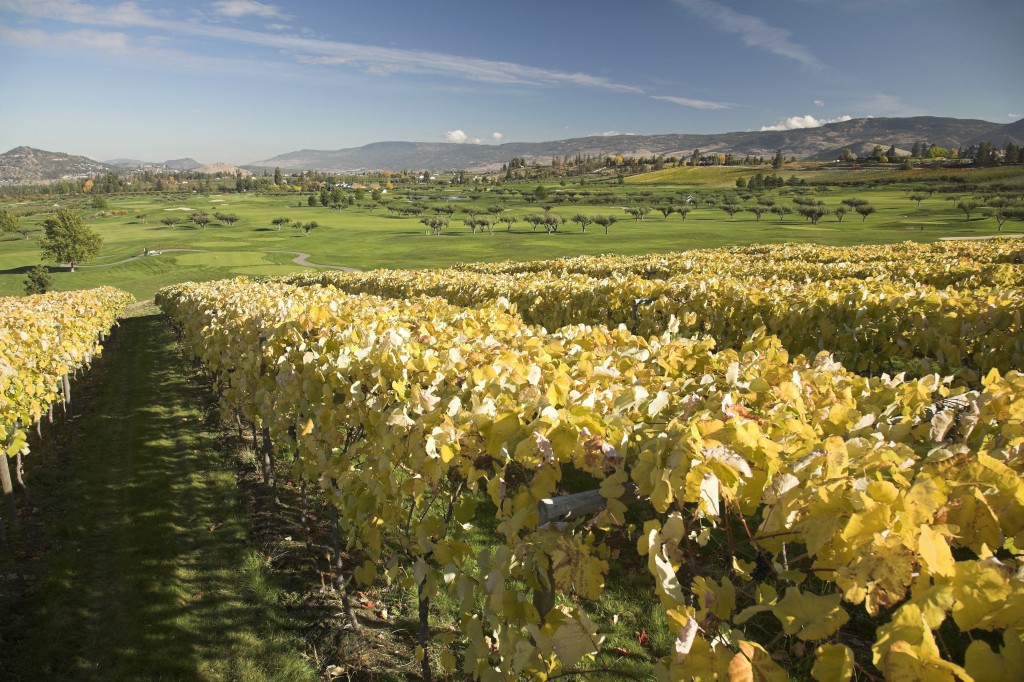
0;307;317;682
3;177;1023;299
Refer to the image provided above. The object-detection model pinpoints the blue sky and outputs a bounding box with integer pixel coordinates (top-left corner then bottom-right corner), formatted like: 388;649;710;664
0;0;1020;164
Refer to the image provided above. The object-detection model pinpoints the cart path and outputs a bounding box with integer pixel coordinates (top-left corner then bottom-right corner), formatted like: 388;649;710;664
67;249;360;272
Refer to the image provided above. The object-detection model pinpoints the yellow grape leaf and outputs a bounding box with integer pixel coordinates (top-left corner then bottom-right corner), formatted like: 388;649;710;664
811;643;853;682
949;559;1013;631
727;641;788;682
692;575;736;622
951;489;1004;554
771;588;849;641
552;610;603;668
823;437;848;480
917;525;955;578
965;631;1024;682
300;418;314;436
882;640;971;682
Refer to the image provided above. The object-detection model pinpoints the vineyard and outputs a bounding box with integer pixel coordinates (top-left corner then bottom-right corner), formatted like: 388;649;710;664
0;287;133;543
2;239;1022;680
145;239;1024;680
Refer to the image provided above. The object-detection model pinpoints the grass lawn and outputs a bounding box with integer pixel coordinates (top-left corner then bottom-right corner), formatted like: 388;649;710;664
0;304;317;682
3;172;1023;299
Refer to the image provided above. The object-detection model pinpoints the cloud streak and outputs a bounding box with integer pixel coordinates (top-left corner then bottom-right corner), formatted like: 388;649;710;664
651;95;733;110
0;0;643;92
672;0;824;70
210;1;284;19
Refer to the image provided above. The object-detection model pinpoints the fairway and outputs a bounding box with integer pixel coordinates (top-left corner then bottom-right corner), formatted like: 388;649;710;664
3;173;1023;299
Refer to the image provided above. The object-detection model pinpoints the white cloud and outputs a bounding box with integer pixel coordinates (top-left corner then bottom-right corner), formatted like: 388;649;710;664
672;0;824;70
1010;113;1021;119
445;130;468;144
491;132;504;143
814;99;825;107
651;95;733;110
210;1;284;19
760;114;852;131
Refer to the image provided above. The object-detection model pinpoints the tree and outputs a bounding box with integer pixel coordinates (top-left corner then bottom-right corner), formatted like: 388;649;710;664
541;214;564;235
215;213;239;225
624;205;651;221
160;216;180;229
295;220;318;236
676;206;692;221
192;211;211;229
720;204;742;220
24;265;53;295
748;206;769;222
420;216;448;236
839;149;855;162
908;193;928;208
855;204;876;222
956;199;982;220
593;215;618;235
39;209;102;272
772;205;791;222
523;214;546;232
91;195;109;210
500;214;517;232
308;194;318;207
834;206;848;223
274;167;283;186
1;208;30;239
135;212;148;224
272;216;291;231
571;213;593;233
798;206;831;224
771;149;785;170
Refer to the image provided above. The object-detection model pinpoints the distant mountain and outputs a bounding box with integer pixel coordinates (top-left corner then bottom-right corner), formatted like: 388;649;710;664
4;116;1020;184
0;146;113;184
249;116;1016;172
193;162;251;177
105;157;203;171
964;118;1024;148
163;157;202;171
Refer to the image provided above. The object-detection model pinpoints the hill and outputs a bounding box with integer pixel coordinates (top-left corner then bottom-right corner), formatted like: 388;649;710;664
0;146;113;184
249;116;1013;172
104;157;204;172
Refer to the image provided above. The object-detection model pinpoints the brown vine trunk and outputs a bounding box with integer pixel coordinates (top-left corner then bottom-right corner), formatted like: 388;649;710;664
329;494;359;629
418;582;432;682
14;451;29;508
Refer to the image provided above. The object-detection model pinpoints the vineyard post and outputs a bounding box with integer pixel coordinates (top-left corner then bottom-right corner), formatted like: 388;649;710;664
533;483;641;620
62;373;71;410
1;451;18;534
260;426;277;504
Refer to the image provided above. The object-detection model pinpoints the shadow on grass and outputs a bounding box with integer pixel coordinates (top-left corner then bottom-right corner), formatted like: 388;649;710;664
0;314;314;682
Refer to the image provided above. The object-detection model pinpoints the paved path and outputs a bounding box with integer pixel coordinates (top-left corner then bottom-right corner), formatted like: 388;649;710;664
938;234;1023;241
68;249;360;272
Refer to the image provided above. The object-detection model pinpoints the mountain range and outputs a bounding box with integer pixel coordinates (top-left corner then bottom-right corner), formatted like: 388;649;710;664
248;116;1024;173
2;116;1022;184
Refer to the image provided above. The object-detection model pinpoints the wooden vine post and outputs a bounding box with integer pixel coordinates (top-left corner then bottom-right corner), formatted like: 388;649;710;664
533;483;640;620
1;450;18;535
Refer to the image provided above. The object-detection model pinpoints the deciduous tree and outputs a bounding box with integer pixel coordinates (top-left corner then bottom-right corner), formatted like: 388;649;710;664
39;209;102;272
0;208;29;239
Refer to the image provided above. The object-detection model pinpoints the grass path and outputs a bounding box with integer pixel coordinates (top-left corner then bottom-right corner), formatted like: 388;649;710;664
0;307;317;681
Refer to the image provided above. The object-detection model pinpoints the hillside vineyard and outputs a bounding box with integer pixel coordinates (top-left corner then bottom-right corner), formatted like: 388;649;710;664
157;239;1024;680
